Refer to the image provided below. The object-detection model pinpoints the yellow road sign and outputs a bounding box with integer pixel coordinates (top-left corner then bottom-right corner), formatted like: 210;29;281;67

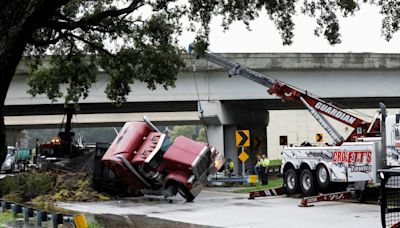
316;133;324;143
253;137;262;149
248;175;258;184
238;151;249;162
236;130;250;147
73;213;88;228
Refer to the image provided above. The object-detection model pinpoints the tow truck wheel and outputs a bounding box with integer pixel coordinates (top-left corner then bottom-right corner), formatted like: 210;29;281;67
284;168;299;194
300;169;316;196
316;165;330;190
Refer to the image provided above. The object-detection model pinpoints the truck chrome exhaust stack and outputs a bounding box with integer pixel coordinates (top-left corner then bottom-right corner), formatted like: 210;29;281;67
143;116;161;133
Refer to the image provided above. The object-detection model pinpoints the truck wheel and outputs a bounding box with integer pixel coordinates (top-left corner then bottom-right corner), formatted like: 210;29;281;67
300;169;316;196
316;165;330;190
284;168;299;195
176;184;195;202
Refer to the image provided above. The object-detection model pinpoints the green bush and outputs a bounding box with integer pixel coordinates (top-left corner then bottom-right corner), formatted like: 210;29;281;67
0;172;56;201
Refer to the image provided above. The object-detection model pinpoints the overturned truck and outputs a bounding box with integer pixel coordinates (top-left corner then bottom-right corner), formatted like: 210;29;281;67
102;117;224;201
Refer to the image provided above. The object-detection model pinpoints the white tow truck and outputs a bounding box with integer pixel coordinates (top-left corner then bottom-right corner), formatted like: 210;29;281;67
190;45;400;199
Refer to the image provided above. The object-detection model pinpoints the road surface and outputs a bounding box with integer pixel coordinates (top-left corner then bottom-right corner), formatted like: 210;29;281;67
57;189;380;228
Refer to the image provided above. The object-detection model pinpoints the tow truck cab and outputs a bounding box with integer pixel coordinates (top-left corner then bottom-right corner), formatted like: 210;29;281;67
102;120;224;201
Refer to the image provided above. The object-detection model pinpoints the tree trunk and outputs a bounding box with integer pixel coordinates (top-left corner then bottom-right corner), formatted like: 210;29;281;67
0;0;67;165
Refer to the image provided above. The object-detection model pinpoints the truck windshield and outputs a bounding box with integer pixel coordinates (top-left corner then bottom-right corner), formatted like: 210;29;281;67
148;138;172;169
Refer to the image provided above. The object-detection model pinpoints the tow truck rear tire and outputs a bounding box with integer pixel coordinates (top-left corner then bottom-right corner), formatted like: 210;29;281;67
284;168;299;194
316;164;330;191
300;169;316;196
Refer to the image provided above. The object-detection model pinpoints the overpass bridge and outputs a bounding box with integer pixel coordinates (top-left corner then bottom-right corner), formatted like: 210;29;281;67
5;52;400;172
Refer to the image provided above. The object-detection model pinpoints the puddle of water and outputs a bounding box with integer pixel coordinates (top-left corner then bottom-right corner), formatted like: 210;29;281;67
93;214;218;228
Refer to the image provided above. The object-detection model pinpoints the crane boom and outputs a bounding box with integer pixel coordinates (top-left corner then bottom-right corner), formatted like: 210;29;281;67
192;50;379;145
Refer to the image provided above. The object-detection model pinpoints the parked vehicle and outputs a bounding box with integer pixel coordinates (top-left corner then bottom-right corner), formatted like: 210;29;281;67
1;146;32;173
102;117;224;201
1;146;17;173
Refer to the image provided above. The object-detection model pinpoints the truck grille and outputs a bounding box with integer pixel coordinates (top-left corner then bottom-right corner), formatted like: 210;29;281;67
192;148;211;181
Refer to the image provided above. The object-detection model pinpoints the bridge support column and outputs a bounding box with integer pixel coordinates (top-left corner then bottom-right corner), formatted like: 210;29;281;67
199;101;269;176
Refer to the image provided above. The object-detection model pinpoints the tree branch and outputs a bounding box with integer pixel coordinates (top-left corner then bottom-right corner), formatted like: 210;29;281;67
66;32;113;57
78;1;145;26
28;32;64;46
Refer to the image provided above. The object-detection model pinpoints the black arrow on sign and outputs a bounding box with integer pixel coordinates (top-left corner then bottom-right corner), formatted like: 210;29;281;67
254;137;261;148
316;133;323;142
238;131;249;146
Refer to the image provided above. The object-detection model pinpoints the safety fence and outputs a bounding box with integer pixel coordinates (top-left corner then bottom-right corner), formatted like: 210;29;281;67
379;169;400;228
0;199;87;228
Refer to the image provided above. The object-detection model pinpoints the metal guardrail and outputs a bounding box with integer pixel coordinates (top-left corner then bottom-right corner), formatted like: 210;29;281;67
0;199;87;228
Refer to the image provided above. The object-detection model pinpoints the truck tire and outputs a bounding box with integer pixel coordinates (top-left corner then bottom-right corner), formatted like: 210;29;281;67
284;168;299;195
175;183;195;202
300;169;316;196
316;165;330;190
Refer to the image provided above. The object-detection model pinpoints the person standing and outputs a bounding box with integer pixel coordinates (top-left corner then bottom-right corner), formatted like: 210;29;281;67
260;154;270;185
226;158;234;177
255;154;262;182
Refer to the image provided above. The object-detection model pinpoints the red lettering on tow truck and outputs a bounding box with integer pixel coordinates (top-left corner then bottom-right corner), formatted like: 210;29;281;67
332;150;372;164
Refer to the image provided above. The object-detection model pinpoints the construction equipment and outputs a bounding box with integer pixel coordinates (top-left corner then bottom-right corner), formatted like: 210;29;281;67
101;117;224;201
190;46;400;199
36;106;85;168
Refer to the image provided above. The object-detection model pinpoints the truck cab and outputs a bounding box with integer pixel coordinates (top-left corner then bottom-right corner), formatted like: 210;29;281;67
1;146;16;173
102;119;224;201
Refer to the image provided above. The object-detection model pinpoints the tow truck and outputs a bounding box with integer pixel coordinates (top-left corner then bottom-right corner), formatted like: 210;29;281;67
101;117;224;201
189;45;400;201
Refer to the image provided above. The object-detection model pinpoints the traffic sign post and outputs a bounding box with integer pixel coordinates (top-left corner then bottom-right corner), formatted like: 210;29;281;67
236;130;250;178
236;130;250;147
238;147;249;177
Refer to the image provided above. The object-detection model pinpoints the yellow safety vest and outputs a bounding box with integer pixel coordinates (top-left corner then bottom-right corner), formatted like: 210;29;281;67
229;161;234;169
261;158;269;167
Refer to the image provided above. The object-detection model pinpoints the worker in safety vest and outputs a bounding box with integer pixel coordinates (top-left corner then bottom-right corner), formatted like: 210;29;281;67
259;154;270;185
226;158;234;176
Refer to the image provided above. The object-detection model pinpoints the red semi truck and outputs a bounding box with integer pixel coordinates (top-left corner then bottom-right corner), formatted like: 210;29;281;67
102;117;224;201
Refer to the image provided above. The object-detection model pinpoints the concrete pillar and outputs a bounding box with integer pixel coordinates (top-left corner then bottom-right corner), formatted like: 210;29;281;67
223;125;238;174
199;100;269;176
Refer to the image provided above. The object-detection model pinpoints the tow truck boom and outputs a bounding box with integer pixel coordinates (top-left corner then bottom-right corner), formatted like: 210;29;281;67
191;48;380;145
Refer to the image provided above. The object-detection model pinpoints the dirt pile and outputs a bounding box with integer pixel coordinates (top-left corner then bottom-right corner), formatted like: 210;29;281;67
31;172;110;203
0;170;111;203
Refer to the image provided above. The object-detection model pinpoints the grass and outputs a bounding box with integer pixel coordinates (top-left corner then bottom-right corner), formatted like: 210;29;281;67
233;178;283;193
269;159;282;166
0;211;13;228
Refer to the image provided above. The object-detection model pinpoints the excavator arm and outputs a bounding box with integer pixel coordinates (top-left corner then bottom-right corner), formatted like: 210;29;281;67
191;48;379;145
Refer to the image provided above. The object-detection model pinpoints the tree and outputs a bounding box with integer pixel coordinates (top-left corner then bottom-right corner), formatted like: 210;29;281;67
170;125;197;142
1;0;399;164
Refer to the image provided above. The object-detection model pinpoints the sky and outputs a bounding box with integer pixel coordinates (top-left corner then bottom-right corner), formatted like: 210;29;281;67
178;4;400;53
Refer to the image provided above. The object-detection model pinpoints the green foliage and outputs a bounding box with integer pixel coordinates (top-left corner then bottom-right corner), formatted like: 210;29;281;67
269;159;282;166
196;127;208;142
170;125;196;142
170;125;207;142
0;211;13;228
0;173;56;201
